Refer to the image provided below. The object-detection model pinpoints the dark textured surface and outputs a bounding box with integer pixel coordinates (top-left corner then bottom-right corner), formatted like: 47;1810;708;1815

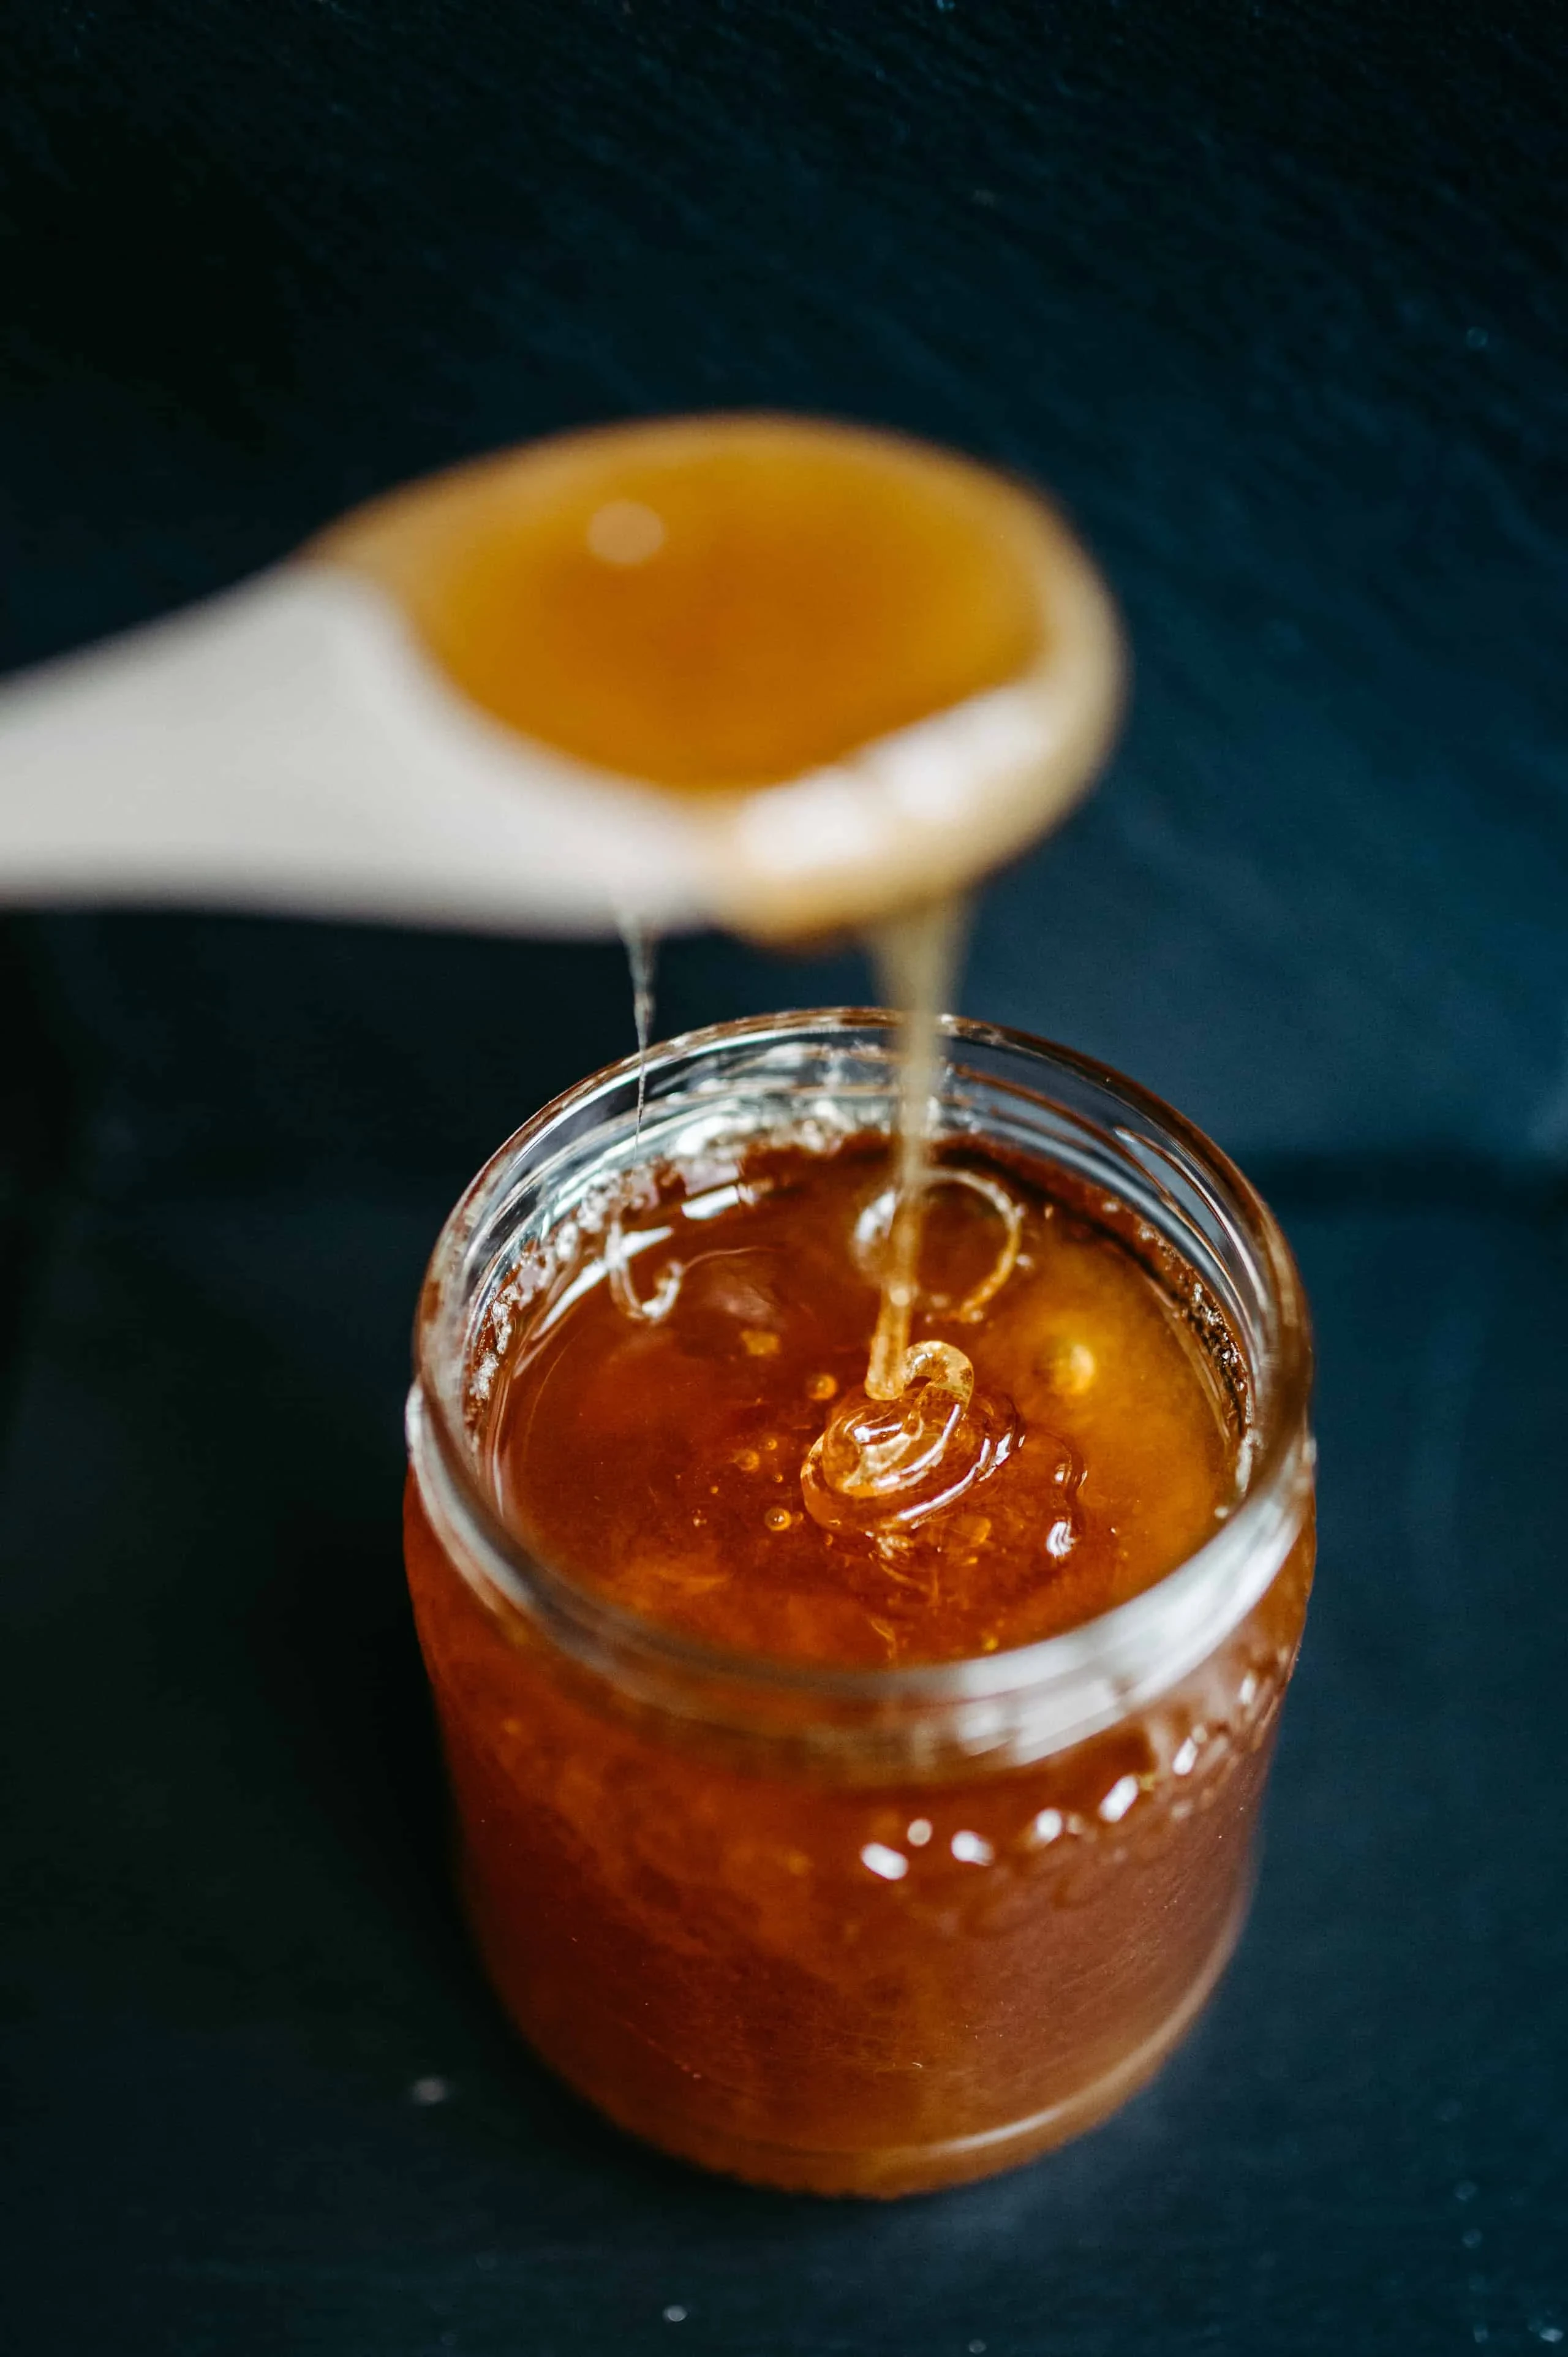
3;1189;1566;2352
2;2;1567;2350
6;0;1568;1168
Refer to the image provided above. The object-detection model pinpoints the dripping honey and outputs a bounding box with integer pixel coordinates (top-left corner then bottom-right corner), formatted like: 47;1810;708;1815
487;1140;1234;1668
344;410;1078;1485
393;423;1313;2193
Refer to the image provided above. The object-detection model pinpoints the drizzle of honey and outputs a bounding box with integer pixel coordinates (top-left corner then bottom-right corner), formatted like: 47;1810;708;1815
489;1143;1235;1669
341;414;1126;1565
390;418;1294;2198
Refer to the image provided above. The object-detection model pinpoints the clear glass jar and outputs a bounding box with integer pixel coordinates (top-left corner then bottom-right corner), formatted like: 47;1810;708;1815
404;1012;1315;2195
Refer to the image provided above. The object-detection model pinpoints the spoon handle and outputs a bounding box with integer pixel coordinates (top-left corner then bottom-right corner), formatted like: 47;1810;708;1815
0;570;707;936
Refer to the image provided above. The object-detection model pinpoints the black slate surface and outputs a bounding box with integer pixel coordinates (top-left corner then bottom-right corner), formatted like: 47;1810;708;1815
3;1188;1566;2352
2;3;1567;2351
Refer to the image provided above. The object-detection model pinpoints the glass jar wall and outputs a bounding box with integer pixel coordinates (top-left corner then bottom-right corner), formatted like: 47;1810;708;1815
404;1013;1314;2196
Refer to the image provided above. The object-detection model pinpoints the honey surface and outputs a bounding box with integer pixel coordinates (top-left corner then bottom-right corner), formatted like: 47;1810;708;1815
488;1141;1235;1667
337;420;1046;789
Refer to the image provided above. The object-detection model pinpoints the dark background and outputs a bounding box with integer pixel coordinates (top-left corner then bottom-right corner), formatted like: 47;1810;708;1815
2;3;1566;2350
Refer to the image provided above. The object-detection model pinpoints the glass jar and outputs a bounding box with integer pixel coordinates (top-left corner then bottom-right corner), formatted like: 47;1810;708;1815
404;1012;1314;2196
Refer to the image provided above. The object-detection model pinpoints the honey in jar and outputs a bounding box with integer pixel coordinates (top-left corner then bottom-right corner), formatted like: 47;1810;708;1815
404;1016;1315;2196
488;1141;1232;1670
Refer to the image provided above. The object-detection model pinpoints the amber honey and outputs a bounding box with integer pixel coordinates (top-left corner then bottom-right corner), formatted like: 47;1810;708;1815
486;1141;1233;1668
405;1019;1315;2196
394;422;1309;2193
317;414;1123;939
322;415;1046;790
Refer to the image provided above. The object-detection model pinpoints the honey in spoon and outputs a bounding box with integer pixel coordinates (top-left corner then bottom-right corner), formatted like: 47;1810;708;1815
315;412;1123;942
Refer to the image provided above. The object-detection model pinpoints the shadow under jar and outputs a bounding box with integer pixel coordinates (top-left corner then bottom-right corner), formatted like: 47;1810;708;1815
404;1012;1315;2196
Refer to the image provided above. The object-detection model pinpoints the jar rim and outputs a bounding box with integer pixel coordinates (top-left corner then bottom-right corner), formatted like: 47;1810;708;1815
408;1008;1314;1765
